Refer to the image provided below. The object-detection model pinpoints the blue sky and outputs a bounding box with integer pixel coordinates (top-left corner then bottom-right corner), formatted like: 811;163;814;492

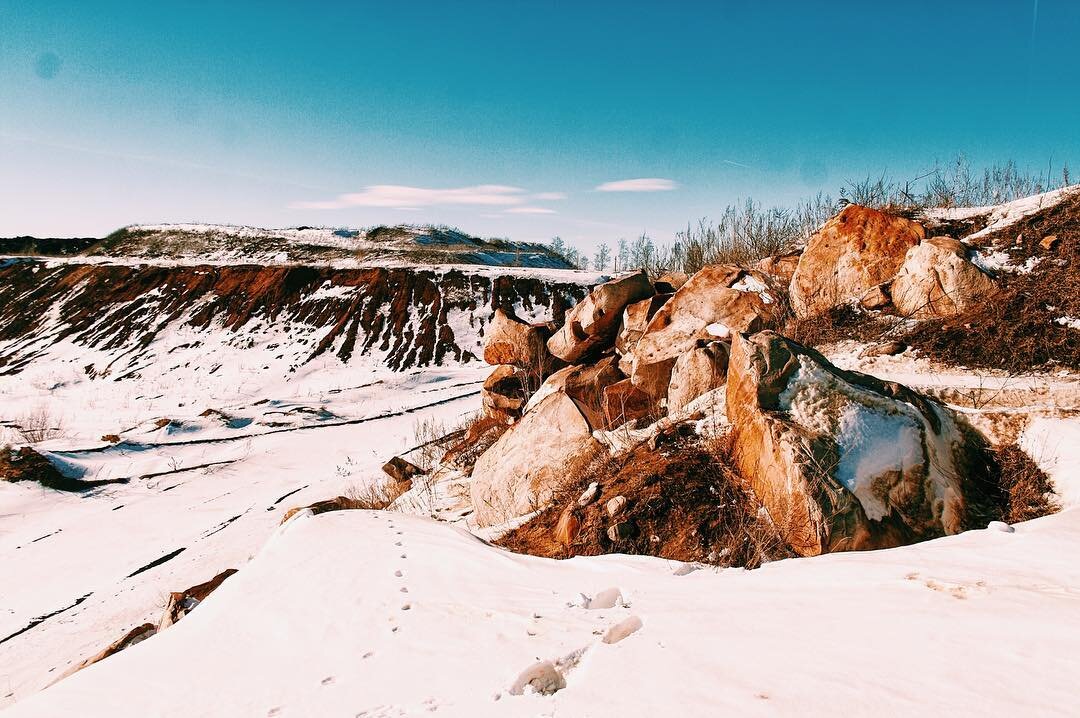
2;1;1078;250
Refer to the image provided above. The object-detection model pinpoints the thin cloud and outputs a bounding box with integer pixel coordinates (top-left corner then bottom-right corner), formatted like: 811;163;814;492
505;206;556;215
594;178;678;192
531;191;567;201
291;184;529;210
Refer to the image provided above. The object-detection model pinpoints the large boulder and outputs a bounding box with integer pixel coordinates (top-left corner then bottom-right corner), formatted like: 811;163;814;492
726;330;972;556
629;265;777;397
789;205;925;318
615;294;670;356
483;308;556;376
547;271;654;364
889;237;999;319
666;342;730;415
470;392;600;527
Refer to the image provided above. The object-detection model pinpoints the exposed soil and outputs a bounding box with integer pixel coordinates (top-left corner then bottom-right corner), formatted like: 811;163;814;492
902;193;1080;372
497;435;793;568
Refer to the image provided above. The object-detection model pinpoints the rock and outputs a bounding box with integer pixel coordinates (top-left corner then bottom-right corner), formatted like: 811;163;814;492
755;251;802;285
726;330;973;557
630;266;776;399
159;569;239;629
654;271;689;293
577;482;600;506
555;507;581;548
666;342;730;415
789;205;925;318
606;521;635;541
483;308;556;376
281;495;367;524
890;237;999;319
481;365;530;423
615;294;670;356
630;356;678;401
470;392;601;527
1040;234;1060;251
523;357;625;430
382;456;424;483
58;623;158;681
601;378;656;427
547;271;655;363
859;341;907;358
605;495;628;517
858;283;892;310
563;357;626;430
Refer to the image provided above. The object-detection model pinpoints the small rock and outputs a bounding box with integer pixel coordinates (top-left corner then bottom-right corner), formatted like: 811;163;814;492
554;508;581;548
987;521;1015;533
605;495;628;517
1040;234;1060;251
859;283;892;310
382;456;424;483
577;482;600;506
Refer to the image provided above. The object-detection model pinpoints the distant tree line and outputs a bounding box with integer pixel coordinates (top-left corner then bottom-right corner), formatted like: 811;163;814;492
549;155;1074;275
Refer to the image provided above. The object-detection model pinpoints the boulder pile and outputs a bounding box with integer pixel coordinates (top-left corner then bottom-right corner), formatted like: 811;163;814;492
464;204;998;556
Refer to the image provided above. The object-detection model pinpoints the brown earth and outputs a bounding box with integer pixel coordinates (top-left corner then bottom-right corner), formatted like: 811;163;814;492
496;437;793;568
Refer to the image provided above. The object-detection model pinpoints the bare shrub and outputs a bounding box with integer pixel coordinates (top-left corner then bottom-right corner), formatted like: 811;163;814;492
16;405;66;443
342;480;403;511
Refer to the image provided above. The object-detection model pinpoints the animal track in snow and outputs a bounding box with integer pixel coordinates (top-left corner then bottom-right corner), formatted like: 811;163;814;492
394;570;403;578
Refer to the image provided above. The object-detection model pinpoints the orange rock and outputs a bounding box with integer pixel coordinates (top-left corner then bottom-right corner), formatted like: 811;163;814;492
789;205;925;318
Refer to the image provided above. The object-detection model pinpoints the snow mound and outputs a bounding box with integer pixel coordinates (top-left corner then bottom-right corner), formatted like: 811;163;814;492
8;509;1080;717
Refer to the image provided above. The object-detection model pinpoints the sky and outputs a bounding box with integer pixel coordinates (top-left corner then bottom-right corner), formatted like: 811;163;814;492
2;0;1079;252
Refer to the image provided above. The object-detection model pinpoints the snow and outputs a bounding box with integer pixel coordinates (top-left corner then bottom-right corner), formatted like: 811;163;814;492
922;185;1079;242
731;273;774;304
778;356;961;524
1055;316;1080;331
6;502;1080;717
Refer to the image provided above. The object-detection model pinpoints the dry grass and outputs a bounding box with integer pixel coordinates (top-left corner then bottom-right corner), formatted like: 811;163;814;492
991;444;1060;523
783;303;899;348
497;433;793;568
342;480;404;511
902;192;1080;372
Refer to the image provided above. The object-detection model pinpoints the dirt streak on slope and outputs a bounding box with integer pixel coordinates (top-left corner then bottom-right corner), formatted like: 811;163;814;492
0;263;588;375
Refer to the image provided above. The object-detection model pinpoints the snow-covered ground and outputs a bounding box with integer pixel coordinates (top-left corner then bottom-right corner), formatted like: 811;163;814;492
0;354;491;708
2;333;1078;715
6;474;1080;717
